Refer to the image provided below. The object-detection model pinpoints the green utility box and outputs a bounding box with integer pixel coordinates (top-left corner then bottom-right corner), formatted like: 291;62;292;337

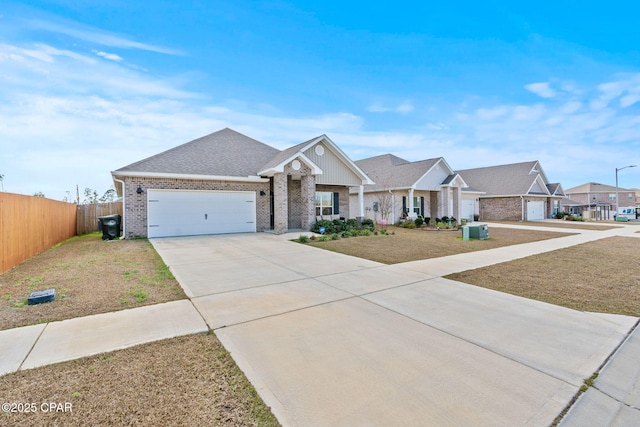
615;215;629;222
467;223;489;240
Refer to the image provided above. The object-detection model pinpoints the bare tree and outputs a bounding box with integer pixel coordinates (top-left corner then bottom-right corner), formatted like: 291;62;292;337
0;174;4;191
376;176;394;223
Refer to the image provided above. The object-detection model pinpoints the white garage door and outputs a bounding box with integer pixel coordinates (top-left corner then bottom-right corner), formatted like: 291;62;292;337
147;189;256;238
527;200;545;220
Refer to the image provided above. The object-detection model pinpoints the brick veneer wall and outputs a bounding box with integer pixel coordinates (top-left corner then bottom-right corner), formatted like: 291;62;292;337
479;197;522;221
122;177;270;237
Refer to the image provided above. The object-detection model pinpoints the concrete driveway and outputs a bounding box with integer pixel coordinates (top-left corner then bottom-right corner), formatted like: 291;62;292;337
151;230;638;427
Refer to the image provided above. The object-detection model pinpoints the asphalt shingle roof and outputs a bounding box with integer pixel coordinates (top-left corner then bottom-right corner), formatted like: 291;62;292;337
565;182;627;194
355;154;442;191
115;128;280;177
457;161;543;196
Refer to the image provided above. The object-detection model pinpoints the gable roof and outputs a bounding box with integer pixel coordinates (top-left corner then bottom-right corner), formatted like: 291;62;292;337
565;182;629;194
546;183;565;196
457;160;555;197
257;134;373;184
355;154;451;191
112;128;372;187
114;128;279;178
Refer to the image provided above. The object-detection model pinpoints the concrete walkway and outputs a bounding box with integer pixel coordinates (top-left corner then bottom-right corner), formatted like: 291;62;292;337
1;221;639;426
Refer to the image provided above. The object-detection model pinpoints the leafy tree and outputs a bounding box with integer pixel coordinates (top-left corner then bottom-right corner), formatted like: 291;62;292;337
33;191;45;198
99;186;117;203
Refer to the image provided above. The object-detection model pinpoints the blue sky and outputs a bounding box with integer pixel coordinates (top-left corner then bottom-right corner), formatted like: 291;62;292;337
1;1;639;201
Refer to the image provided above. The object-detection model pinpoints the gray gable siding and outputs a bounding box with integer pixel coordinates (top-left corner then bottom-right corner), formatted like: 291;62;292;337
414;161;452;190
303;143;362;186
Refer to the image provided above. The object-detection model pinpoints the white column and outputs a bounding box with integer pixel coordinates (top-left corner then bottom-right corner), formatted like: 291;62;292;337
408;188;415;218
358;185;364;218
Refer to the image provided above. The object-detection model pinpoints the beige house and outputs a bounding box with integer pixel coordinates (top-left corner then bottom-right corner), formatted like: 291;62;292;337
349;154;468;223
111;128;372;238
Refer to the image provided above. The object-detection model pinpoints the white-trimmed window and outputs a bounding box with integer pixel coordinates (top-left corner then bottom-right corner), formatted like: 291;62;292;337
316;192;338;216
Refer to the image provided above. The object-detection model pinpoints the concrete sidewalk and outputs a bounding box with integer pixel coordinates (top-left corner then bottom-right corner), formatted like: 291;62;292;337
0;300;207;376
1;222;639;426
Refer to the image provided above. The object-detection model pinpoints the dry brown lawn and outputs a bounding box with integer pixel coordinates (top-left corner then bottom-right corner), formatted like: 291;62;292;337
307;225;574;264
0;233;186;330
446;236;640;316
0;233;279;426
488;220;618;231
0;333;280;427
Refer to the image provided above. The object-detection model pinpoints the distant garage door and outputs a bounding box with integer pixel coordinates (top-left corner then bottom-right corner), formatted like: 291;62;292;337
527;200;545;220
147;189;256;238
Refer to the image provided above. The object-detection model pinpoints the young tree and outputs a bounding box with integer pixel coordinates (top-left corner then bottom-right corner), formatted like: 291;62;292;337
99;186;116;203
83;187;99;204
376;176;395;222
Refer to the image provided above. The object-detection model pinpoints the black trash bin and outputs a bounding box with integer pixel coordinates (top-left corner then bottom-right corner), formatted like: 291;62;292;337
98;214;121;240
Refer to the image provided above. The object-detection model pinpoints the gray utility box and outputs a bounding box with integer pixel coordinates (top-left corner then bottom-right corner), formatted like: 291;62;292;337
467;223;489;240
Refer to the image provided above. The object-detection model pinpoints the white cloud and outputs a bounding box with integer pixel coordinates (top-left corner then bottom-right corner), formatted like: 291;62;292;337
524;82;556;98
26;19;182;55
93;50;123;62
368;101;414;113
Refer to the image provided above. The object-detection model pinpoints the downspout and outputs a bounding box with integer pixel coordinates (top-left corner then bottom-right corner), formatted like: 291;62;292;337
521;195;525;222
113;176;126;239
390;190;395;224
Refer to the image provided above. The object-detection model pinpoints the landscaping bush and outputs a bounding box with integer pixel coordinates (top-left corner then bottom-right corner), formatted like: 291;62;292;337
361;218;375;231
402;220;416;229
311;219;335;234
346;218;359;229
312;217;375;234
298;235;310;243
318;235;328;242
331;233;340;240
424;217;431;226
414;216;424;227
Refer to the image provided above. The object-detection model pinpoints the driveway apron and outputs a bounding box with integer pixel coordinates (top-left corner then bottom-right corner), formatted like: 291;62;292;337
151;230;638;427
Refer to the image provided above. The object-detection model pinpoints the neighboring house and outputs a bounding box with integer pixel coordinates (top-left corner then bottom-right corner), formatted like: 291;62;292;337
349;154;468;223
564;182;637;219
111;128;372;238
457;161;565;221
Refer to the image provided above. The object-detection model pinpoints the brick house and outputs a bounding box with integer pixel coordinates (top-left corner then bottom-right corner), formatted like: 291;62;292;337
563;182;637;220
111;128;372;238
349;154;468;223
457;161;565;221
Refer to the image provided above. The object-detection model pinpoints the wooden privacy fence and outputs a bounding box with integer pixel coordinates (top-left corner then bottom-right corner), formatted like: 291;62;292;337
77;202;123;235
0;192;77;274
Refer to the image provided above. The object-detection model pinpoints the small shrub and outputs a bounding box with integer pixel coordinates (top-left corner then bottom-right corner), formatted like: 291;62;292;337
312;219;335;234
331;233;340;240
424;217;431;226
346;218;359;229
374;231;379;236
309;235;317;241
341;230;352;238
361;218;375;231
402;220;416;229
414;216;424;227
359;229;371;236
298;235;310;243
318;235;328;242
